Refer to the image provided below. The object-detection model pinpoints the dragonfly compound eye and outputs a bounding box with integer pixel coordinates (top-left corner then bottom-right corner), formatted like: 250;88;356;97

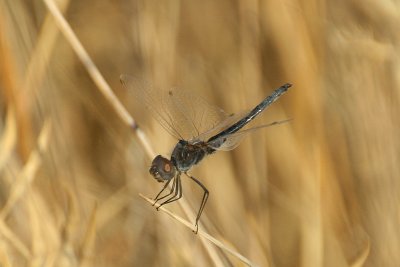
149;155;176;182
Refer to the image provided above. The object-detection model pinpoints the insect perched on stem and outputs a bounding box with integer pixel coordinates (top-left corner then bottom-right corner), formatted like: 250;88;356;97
121;74;291;233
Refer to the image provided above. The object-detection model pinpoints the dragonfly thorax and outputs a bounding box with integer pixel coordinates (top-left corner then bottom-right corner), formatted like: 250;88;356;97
171;140;214;172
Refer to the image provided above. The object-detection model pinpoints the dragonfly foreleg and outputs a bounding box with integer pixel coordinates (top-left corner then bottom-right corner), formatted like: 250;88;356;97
157;173;182;209
153;176;175;206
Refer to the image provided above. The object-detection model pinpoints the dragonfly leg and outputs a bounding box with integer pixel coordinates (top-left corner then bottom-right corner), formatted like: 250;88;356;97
186;173;209;234
153;177;175;206
157;174;182;209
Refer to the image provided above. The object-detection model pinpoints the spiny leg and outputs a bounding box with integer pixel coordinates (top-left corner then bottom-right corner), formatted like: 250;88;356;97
157;174;182;209
186;173;209;234
153;178;171;202
159;174;182;206
153;176;177;206
157;174;179;210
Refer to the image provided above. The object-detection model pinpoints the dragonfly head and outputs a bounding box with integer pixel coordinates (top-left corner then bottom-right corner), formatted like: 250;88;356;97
149;155;176;182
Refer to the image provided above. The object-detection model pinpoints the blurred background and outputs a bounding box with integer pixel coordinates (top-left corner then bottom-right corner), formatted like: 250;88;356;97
0;0;399;266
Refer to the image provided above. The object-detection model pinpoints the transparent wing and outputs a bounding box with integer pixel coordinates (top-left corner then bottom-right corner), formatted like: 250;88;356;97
165;87;229;140
191;110;250;143
120;74;229;140
120;74;182;139
207;119;291;151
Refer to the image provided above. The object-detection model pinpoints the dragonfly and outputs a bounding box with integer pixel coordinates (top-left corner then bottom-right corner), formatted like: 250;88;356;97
120;74;292;233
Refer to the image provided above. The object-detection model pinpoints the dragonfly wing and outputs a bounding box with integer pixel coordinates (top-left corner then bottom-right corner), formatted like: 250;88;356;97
121;74;229;141
207;119;291;151
166;88;229;140
192;110;250;142
120;75;184;139
207;133;245;151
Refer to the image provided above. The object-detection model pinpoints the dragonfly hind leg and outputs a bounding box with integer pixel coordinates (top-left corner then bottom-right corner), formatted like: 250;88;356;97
186;173;209;234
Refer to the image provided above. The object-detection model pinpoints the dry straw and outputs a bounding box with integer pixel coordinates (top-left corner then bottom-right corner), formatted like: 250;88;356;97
3;0;396;266
42;0;255;265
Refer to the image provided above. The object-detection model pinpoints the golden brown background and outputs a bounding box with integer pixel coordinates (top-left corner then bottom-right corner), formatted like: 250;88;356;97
0;0;399;266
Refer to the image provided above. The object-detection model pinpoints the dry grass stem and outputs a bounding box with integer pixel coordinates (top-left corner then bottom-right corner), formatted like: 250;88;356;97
42;0;230;265
0;119;51;260
42;0;153;156
350;238;371;267
1;0;399;266
0;107;16;171
0;120;51;219
139;193;255;267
